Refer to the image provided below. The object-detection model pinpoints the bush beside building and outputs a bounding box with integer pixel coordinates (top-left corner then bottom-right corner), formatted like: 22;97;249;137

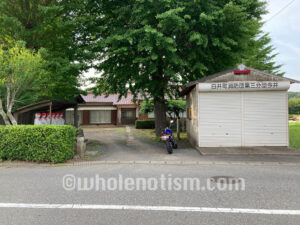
0;125;76;163
135;120;155;129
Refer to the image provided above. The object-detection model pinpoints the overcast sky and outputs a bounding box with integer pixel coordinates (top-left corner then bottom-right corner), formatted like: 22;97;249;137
263;0;300;91
83;0;300;92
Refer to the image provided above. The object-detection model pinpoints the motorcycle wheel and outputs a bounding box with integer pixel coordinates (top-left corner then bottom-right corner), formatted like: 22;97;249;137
172;143;178;149
166;142;173;154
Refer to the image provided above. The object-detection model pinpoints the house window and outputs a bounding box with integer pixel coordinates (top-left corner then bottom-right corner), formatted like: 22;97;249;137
148;111;155;118
90;110;111;124
123;109;135;118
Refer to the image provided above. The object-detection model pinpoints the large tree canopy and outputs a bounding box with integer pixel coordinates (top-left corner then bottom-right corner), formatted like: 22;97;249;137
0;0;86;109
76;0;278;135
243;32;284;76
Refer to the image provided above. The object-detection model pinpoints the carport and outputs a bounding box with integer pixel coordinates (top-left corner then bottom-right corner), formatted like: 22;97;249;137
14;96;84;127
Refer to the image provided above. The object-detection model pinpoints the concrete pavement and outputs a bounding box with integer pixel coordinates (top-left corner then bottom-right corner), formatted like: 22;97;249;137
83;127;202;162
82;127;300;163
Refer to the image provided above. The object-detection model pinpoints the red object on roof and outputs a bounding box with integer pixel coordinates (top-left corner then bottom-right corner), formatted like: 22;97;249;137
234;70;251;74
81;93;142;105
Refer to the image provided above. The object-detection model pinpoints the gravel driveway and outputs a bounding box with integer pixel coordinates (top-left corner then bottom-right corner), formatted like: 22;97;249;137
83;126;201;161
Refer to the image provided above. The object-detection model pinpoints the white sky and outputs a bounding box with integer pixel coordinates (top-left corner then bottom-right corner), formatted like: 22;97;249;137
82;0;300;92
262;0;300;91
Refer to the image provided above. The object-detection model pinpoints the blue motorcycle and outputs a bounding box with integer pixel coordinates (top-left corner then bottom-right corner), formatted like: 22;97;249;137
160;127;178;154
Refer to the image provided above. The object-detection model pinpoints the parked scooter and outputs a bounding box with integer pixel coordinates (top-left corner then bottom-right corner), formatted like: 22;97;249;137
160;121;178;154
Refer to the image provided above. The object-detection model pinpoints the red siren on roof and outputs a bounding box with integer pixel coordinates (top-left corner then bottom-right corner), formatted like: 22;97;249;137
234;64;251;75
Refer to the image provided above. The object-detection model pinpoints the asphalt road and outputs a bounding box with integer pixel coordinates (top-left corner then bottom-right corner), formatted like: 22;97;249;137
0;163;300;225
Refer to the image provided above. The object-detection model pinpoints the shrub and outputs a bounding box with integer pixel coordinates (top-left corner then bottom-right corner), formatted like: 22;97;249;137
289;98;300;114
0;125;76;163
135;120;155;129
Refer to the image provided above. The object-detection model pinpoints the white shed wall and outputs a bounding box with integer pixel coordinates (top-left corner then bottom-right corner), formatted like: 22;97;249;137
198;92;242;147
243;91;288;146
198;90;289;147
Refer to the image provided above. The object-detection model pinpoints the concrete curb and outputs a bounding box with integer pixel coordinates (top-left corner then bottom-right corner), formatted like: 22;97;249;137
196;147;300;156
1;160;300;168
199;152;300;156
66;160;300;167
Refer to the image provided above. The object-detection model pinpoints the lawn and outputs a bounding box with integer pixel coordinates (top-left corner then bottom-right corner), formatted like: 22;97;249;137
290;122;300;150
133;129;190;148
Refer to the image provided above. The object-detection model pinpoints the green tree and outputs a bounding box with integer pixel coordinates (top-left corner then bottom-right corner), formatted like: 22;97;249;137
243;32;284;76
140;100;186;139
0;42;44;125
140;100;186;118
289;98;300;115
288;92;300;99
0;0;85;106
78;0;267;136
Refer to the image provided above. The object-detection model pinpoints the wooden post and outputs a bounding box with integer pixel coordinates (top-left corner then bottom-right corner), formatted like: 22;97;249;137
74;105;78;128
49;102;52;125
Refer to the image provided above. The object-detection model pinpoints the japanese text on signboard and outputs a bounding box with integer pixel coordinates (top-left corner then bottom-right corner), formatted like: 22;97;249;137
211;82;279;90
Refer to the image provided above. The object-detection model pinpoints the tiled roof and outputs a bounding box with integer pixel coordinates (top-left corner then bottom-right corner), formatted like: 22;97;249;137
81;93;142;105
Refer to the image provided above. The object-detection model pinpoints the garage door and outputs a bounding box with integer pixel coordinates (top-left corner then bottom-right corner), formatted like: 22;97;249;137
199;92;242;147
199;91;288;147
243;91;288;146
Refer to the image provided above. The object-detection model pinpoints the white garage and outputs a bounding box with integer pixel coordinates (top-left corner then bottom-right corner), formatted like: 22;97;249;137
182;65;299;148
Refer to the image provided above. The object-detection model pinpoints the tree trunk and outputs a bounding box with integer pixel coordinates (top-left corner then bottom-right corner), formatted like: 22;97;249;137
6;87;18;125
7;112;17;125
0;99;11;125
176;117;181;140
0;111;11;125
154;97;168;136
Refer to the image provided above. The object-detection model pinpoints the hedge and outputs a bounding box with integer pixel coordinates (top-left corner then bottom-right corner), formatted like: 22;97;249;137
0;125;76;163
135;120;155;129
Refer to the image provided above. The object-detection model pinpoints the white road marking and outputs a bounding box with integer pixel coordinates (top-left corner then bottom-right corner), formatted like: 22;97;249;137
0;203;299;215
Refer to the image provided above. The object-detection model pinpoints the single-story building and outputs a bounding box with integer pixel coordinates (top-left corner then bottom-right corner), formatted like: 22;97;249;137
181;65;299;148
65;93;187;127
65;93;142;126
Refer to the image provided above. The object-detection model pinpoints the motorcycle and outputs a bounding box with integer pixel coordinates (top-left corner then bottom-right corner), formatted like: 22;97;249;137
160;123;178;154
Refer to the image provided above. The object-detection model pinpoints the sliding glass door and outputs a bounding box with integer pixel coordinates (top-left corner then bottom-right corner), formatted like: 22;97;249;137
90;110;111;124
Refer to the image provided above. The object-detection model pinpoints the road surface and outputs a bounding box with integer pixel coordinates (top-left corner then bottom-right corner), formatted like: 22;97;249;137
0;163;299;225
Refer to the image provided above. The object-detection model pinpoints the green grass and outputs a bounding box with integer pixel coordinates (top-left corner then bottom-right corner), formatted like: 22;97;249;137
133;129;161;142
115;128;127;134
86;139;101;149
133;129;190;147
290;122;300;150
